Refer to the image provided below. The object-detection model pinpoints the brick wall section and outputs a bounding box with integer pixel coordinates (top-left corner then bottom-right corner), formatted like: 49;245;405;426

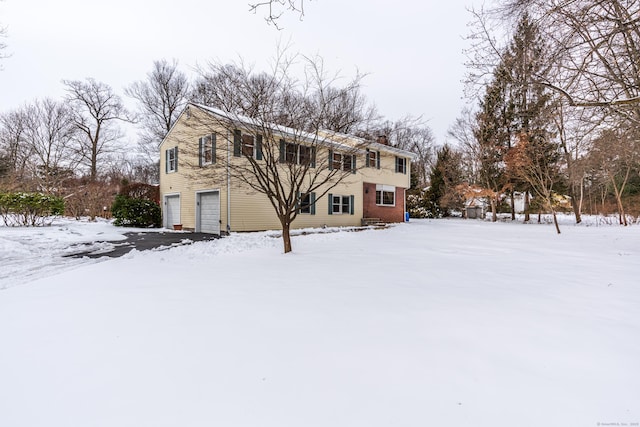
362;182;405;223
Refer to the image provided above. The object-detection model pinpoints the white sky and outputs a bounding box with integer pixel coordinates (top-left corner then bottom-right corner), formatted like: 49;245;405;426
0;0;480;143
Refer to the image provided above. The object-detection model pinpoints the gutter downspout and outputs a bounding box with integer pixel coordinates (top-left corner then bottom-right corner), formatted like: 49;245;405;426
227;130;231;233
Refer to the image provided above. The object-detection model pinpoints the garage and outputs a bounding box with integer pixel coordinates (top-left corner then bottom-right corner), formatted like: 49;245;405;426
164;194;181;229
197;191;220;234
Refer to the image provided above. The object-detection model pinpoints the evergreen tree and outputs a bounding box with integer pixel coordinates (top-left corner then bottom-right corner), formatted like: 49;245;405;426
425;145;464;217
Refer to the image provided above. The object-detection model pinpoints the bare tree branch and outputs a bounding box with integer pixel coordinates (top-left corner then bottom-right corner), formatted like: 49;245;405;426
248;0;309;28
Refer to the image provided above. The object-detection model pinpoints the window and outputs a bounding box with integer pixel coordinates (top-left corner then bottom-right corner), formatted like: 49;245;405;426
395;156;407;174
285;142;297;163
234;130;262;159
332;152;343;170
328;193;354;215
242;134;255;157
298;192;316;214
299;145;312;165
199;134;216;166
280;141;315;166
329;150;356;172
375;185;396;206
165;147;178;173
367;150;379;168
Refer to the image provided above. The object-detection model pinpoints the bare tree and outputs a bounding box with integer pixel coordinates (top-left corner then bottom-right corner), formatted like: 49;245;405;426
22;99;80;193
184;53;375;253
126;59;190;162
505;131;564;233
363;116;435;187
64;78;132;181
0;5;8;68
0;107;31;187
249;0;308;28
489;0;640;115
448;108;480;184
589;128;639;226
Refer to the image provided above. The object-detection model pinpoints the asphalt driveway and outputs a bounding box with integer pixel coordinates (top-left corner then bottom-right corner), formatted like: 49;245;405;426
68;231;220;259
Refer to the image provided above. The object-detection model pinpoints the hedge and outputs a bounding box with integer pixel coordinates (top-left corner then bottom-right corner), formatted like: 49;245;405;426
111;195;161;228
0;192;65;226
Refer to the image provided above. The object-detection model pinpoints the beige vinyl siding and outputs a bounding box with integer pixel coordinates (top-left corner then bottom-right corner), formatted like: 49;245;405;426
159;104;415;232
360;150;411;189
159;109;229;230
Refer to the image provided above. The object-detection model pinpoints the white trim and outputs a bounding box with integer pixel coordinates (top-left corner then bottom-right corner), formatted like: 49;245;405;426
375;184;396;207
331;194;351;215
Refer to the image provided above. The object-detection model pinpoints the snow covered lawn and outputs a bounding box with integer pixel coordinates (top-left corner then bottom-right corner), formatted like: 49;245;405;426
1;218;639;426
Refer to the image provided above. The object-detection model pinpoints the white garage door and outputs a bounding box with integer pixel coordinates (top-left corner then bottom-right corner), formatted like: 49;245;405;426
164;195;180;229
198;191;220;234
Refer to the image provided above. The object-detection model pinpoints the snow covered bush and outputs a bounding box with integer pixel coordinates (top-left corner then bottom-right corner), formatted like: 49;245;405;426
0;192;64;226
111;195;161;228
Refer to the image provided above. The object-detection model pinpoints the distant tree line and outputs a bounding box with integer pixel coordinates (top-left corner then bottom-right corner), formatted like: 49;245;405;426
436;0;640;232
0;55;437;221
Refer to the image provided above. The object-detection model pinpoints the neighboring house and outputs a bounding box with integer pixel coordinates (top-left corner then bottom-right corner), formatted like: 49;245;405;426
159;103;417;234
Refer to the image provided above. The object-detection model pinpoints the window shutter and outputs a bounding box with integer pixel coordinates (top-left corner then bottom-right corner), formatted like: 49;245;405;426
198;137;203;167
165;149;169;173
212;133;217;164
366;149;370;167
256;135;263;160
174;147;178;172
395;156;399;173
310;192;316;215
352;155;356;174
349;195;355;215
233;129;241;157
311;147;316;168
328;193;333;215
279;139;285;163
328;150;333;170
295;191;300;213
376;151;380;169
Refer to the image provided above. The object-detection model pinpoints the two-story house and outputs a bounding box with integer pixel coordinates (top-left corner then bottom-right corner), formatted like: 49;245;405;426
159;103;416;234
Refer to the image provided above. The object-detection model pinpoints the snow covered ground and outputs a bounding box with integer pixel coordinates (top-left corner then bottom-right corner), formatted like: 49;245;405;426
1;216;639;426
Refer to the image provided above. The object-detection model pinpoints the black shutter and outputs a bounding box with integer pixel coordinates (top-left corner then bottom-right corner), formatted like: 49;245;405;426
311;147;316;168
279;139;285;163
328;150;333;170
310;192;316;215
256;135;263;160
376;151;380;169
198;137;203;167
212;133;217;164
352;155;356;174
328;193;333;215
233;129;241;157
165;149;169;173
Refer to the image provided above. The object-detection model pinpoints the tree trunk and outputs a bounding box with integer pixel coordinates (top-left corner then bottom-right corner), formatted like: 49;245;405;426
510;191;515;221
567;182;582;224
552;209;561;234
282;221;293;253
610;175;628;226
524;191;530;222
490;197;497;222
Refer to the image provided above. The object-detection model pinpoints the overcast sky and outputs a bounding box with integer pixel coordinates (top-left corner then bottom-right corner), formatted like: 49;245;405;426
0;0;480;143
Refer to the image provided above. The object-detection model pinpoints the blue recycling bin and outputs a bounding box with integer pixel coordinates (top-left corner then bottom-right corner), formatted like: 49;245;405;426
405;212;410;222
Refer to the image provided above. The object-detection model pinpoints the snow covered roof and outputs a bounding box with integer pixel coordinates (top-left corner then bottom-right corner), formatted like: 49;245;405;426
188;103;416;159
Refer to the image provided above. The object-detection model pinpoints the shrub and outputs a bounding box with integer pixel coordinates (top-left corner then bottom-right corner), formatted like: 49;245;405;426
111;195;161;228
0;192;65;226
